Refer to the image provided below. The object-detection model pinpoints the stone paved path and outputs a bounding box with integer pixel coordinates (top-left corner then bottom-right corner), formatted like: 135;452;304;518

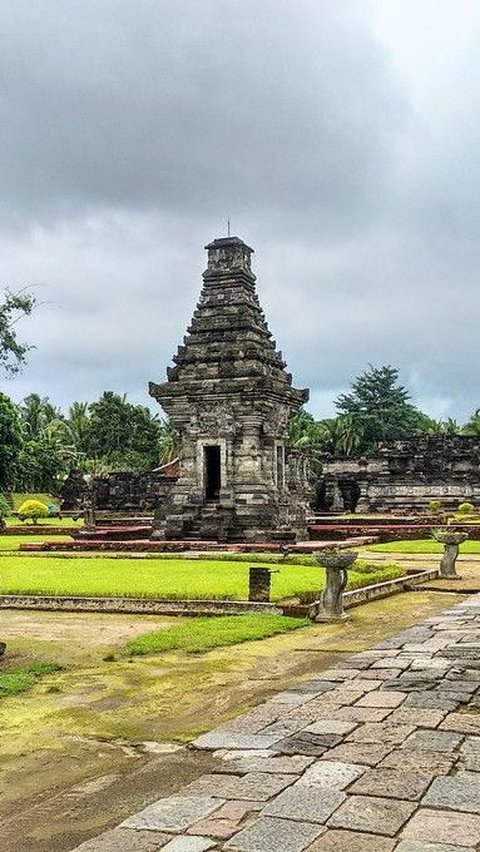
73;594;480;852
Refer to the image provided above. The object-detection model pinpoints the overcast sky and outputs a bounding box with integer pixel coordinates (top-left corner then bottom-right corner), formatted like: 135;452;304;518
1;0;480;423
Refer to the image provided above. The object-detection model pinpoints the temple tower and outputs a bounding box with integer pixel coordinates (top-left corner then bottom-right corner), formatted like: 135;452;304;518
149;236;309;541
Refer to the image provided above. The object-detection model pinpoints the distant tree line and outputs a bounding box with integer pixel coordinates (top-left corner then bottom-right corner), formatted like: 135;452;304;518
0;390;176;494
289;364;480;466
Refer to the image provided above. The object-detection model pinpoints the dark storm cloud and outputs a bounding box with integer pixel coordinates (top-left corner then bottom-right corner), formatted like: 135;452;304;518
1;1;479;421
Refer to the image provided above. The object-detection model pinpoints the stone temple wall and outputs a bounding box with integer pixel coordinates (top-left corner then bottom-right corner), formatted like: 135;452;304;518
318;435;480;513
61;470;175;513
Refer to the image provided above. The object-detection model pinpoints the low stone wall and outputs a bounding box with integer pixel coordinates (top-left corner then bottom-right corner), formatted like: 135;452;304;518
283;568;440;618
0;594;282;617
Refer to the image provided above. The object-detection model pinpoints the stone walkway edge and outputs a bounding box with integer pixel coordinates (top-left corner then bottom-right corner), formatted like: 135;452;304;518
73;593;480;852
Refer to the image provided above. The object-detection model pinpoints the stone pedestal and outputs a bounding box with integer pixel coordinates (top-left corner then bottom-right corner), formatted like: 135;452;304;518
314;550;358;623
433;529;468;579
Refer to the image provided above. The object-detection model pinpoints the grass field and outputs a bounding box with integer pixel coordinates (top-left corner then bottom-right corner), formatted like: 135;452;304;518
5;517;82;528
0;662;64;698
368;539;480;554
128;614;309;655
0;535;74;550
0;555;403;600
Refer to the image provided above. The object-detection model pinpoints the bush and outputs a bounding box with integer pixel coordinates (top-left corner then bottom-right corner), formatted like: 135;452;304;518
458;502;475;515
0;494;10;529
429;500;442;513
17;499;49;524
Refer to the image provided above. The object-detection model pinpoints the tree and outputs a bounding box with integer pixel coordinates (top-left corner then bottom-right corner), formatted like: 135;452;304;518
335;365;425;454
19;393;61;438
462;409;480;436
0;393;23;491
88;391;161;470
0;288;36;374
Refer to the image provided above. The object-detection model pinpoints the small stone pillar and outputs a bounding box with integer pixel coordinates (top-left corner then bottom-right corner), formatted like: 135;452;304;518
314;550;358;622
83;486;96;531
432;529;468;579
249;567;275;602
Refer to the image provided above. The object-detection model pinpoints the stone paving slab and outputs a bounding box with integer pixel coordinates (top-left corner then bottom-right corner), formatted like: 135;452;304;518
71;593;480;852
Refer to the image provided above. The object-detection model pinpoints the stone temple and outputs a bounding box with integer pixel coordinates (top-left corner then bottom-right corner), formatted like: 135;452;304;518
149;236;309;542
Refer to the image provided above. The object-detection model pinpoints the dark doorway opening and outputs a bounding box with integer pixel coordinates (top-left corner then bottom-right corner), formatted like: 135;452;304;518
205;445;221;501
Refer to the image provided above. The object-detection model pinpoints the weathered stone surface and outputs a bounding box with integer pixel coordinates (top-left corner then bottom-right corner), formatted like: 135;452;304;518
378;750;456;776
331;705;392;723
395;842;474;852
386;708;447;729
401;730;464;753
321;742;392;766
193;732;280;751
297;760;366;789
347;721;415;745
439;713;480;735
459;737;480;771
224;816;325;852
400;808;480;846
161;838;216;852
328;794;416;836
306;829;396;851
356;690;407;708
263;785;345;823
180;772;294;801
404;693;460;712
187;800;261;840
275;732;329;757
121;797;224;832
215;752;314;775
349;767;433;800
72;829;172;851
422;771;480;814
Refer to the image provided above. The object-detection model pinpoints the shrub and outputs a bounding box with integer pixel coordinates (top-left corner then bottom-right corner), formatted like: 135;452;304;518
0;494;10;530
458;502;475;515
17;499;49;524
429;500;442;513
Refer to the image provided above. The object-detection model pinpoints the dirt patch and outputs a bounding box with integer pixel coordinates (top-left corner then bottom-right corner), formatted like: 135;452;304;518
0;591;465;852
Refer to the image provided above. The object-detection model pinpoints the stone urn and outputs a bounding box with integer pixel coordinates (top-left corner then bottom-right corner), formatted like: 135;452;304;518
314;550;358;623
432;528;468;579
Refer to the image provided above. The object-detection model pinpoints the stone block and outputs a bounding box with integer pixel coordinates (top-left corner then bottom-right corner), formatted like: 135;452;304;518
215;752;314;775
321;743;392;766
400;808;480;846
396;842;473;851
161;839;216;852
192;732;280;750
263;784;346;823
459;737;480;771
378;750;455;776
347;721;415;745
404;693;460;712
297;760;366;789
305;829;396;851
439;713;480;735
349;767;433;800
328;794;416;836
72;829;172;851
120;797;224;833
422;771;480;814
401;730;464;753
224;816;325;852
180;772;294;801
356;690;407;708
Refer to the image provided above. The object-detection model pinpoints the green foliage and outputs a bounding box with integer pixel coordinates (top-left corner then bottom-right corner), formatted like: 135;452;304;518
17;498;49;524
335;364;426;455
0;288;35;375
0;662;63;698
87;391;161;469
458;502;475;514
0;393;24;491
429;500;442;513
0;494;11;519
127;615;309;656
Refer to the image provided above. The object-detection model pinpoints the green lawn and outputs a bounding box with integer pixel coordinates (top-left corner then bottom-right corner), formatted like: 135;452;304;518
368;539;480;554
0;555;403;601
0;662;64;698
128;614;309;655
5;517;83;528
0;535;74;551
